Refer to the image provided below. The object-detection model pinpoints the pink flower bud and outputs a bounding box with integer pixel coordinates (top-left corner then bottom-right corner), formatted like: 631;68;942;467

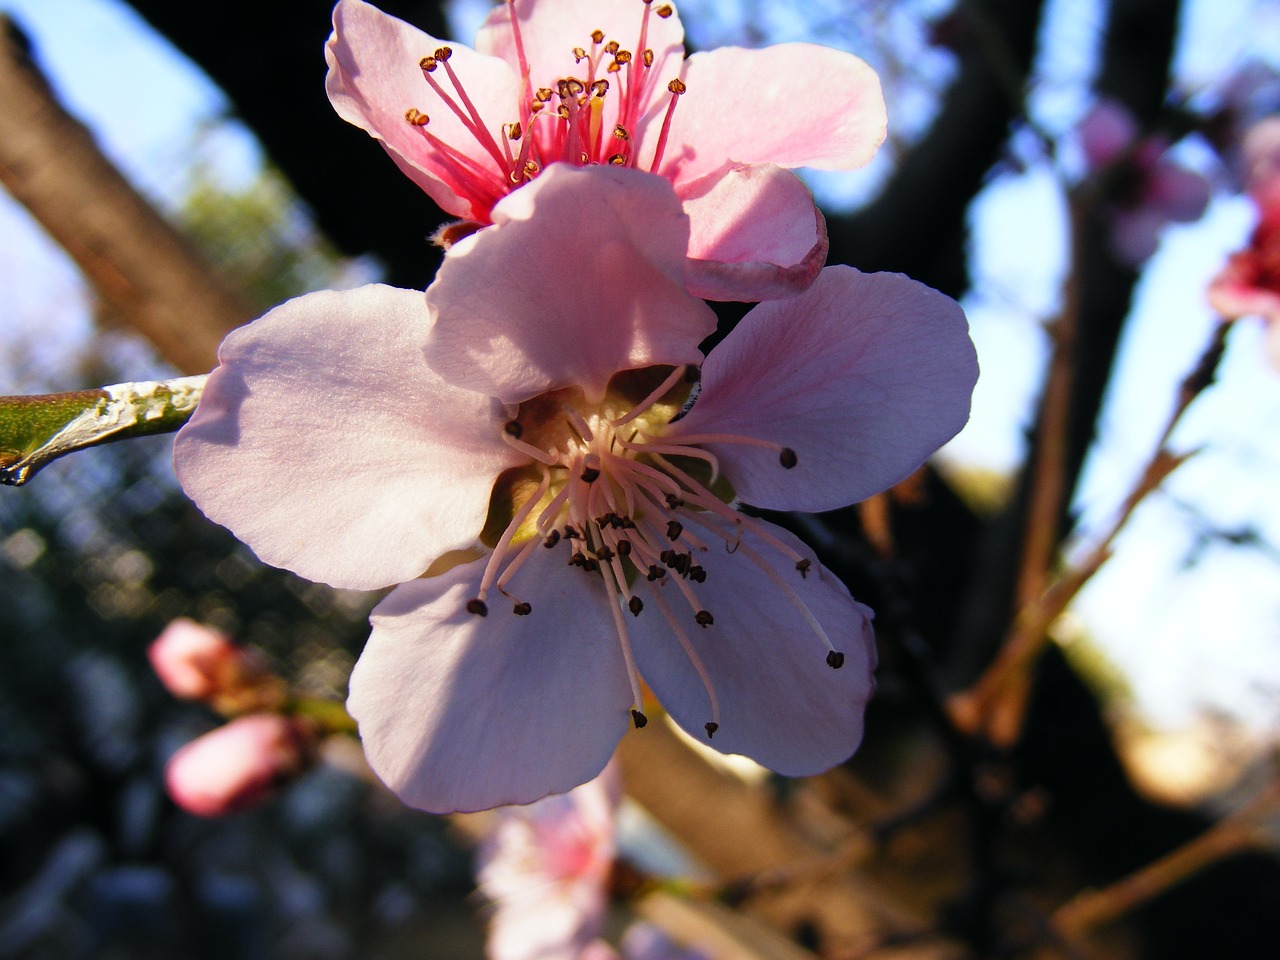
148;618;283;713
165;713;316;817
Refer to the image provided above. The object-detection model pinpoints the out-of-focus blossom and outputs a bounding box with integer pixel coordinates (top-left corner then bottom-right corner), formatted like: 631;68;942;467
1077;99;1211;265
165;713;317;817
478;766;620;960
325;0;886;299
148;618;284;714
174;169;976;814
1209;116;1280;372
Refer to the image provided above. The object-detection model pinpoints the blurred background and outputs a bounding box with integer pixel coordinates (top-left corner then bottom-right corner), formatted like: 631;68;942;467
2;0;1280;958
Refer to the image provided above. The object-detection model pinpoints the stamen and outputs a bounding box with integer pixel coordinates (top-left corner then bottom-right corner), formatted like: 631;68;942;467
476;470;551;602
502;425;558;465
610;365;687;427
649;78;685;174
645;584;721;735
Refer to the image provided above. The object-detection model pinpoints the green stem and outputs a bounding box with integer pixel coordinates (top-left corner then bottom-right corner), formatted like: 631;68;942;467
0;374;206;486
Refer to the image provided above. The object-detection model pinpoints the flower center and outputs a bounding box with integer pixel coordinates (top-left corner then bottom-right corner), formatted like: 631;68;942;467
402;0;686;221
467;366;846;741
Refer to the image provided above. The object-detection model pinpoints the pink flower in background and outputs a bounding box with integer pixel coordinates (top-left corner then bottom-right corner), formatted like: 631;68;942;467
1208;116;1280;371
1077;99;1211;265
148;618;283;713
174;170;976;813
165;714;317;817
325;0;886;299
478;766;620;960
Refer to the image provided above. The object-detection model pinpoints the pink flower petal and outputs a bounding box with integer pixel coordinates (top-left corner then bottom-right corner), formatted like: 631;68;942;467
326;0;521;221
631;521;876;775
652;44;886;187
424;164;715;403
174;285;520;592
348;551;633;813
680;164;827;300
1147;162;1211;223
666;266;977;512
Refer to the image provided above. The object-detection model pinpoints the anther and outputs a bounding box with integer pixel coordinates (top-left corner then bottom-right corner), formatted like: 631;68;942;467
631;709;648;729
656;4;674;17
535;87;553;102
779;447;798;469
613;124;631;141
466;599;488;616
614;50;633;64
660;549;679;567
419;55;437;71
591;29;605;43
543;530;561;549
573;46;586;61
795;558;811;578
503;419;523;438
673;554;691;576
647;564;665;581
596;546;615;562
434;46;452;62
616;539;632;557
666;520;683;540
581;465;601;483
688;565;706;583
605;40;620;54
694;610;714;628
704;722;718;738
506;121;523;141
628;596;644;617
564;525;581;540
665;494;684;508
826;651;846;669
667;78;687;95
608;154;627;165
590;79;609;97
404;108;429;126
643;49;654;67
513;601;532;616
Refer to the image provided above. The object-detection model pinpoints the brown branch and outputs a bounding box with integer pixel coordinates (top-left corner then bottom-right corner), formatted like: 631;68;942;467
0;16;250;375
949;321;1230;744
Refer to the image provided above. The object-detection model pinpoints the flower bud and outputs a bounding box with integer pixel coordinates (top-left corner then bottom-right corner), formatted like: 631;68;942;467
148;618;284;713
165;714;316;817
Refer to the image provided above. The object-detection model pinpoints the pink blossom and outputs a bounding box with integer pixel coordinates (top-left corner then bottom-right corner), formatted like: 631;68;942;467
1077;99;1210;265
165;714;316;817
325;0;886;300
148;618;282;712
173;174;976;813
478;767;620;960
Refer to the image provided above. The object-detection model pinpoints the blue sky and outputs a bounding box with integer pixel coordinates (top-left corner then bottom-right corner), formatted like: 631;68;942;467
2;0;1280;733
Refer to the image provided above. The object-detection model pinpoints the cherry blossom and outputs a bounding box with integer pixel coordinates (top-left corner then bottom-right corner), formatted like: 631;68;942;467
174;172;975;813
325;0;886;299
478;766;620;960
165;714;317;817
1077;99;1210;265
1208;116;1280;371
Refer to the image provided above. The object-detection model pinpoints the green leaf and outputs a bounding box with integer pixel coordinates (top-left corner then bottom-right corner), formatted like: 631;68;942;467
0;375;207;486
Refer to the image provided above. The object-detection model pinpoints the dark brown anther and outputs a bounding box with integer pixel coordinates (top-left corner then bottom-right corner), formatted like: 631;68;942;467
512;601;532;616
565;78;584;95
704;722;718;738
647;564;665;581
569;551;587;567
466;599;488;616
613;123;631;141
673;554;691;576
688;565;706;583
664;494;684;508
581;557;600;572
656;4;674;17
614;50;633;64
591;29;605;44
779;447;798;469
795;558;811;578
581;465;601;483
605;40;620;54
620;516;636;529
666;520;683;541
628;596;644;617
598;511;619;527
536;86;553;102
573;46;587;61
826;651;845;669
667;77;687;95
694;610;714;628
434;46;453;62
590;79;609;97
631;709;648;729
507;121;523;141
564;525;581;540
616;539;632;557
503;419;523;438
660;549;678;567
419;55;437;71
596;546;615;562
642;49;654;67
608;153;628;165
557;104;571;120
543;530;561;549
